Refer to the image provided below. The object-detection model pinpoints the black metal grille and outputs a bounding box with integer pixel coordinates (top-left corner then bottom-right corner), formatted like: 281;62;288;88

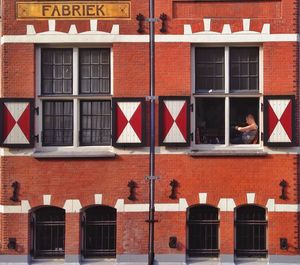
235;205;267;258
187;205;220;257
195;47;225;93
230;47;259;91
79;48;110;94
31;207;65;258
42;101;73;146
41;48;73;95
82;206;116;258
80;101;111;146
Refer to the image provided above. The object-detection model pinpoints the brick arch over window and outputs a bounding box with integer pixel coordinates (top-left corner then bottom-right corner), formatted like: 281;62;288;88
81;205;116;258
235;204;267;258
187;204;220;257
30;206;65;258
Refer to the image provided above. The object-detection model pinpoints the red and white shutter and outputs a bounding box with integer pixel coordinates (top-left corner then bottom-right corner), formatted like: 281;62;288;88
264;96;295;146
112;98;146;147
159;96;190;146
0;99;34;147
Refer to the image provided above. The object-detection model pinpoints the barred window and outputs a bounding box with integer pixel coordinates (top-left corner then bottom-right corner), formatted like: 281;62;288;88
81;206;116;258
235;205;267;258
80;101;111;146
187;205;219;257
31;207;65;258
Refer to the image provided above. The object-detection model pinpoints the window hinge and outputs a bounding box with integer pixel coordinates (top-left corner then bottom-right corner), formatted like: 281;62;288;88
190;132;194;141
261;132;264;140
34;107;39;115
34;135;39;143
190;104;194;112
261;103;264;112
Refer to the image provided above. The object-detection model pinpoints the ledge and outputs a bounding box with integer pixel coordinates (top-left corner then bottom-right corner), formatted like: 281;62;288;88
32;150;116;158
188;149;268;157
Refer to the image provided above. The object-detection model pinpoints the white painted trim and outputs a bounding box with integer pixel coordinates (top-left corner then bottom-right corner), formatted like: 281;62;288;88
198;193;207;204
246;193;255;204
0;199;299;213
114;198;188;212
1;34;298;45
63;199;82;213
43;194;51;205
3;145;300;156
94;194;103;204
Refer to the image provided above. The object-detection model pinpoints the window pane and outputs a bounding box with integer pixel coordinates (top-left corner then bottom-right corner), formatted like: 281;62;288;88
195;98;225;144
195;48;224;92
230;47;259;91
230;98;259;144
80;101;111;146
79;49;110;94
41;49;73;94
43;101;73;146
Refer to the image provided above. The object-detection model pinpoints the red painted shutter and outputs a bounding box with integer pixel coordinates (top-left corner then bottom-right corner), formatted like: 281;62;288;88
159;96;190;146
112;98;146;147
0;98;35;147
264;96;295;146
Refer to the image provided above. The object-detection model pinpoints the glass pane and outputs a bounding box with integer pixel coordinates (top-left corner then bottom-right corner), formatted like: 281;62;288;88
79;49;110;94
195;47;224;92
41;49;73;94
230;47;259;91
195;98;225;144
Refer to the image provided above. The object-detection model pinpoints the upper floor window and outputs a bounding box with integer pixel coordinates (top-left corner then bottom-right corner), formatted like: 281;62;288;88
193;46;261;146
38;47;112;147
235;205;267;258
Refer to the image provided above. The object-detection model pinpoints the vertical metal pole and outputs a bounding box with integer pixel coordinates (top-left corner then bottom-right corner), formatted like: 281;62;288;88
148;0;155;263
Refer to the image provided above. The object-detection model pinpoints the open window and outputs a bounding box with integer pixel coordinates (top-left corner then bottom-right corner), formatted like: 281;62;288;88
193;46;261;147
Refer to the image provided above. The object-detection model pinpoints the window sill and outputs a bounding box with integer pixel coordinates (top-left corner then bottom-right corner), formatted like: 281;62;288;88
32;149;116;158
188;149;268;157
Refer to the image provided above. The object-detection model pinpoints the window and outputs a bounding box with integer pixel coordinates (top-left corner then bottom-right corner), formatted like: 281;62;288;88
38;48;112;147
187;205;219;257
81;206;116;258
235;205;267;258
31;206;65;258
193;46;261;146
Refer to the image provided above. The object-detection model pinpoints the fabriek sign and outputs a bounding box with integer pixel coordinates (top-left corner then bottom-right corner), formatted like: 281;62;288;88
16;1;131;20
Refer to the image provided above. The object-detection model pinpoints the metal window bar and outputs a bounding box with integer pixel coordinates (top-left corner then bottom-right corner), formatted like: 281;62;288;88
235;218;267;257
188;219;220;257
82;219;116;258
32;216;65;258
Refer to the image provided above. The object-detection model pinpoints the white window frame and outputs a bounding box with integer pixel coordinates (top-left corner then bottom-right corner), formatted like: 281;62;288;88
191;44;264;150
35;45;114;151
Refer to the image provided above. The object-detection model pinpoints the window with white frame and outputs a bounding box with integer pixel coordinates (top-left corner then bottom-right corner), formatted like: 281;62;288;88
38;47;112;147
193;46;261;146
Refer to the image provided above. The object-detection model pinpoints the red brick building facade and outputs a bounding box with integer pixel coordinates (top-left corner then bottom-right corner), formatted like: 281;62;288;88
0;0;299;264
